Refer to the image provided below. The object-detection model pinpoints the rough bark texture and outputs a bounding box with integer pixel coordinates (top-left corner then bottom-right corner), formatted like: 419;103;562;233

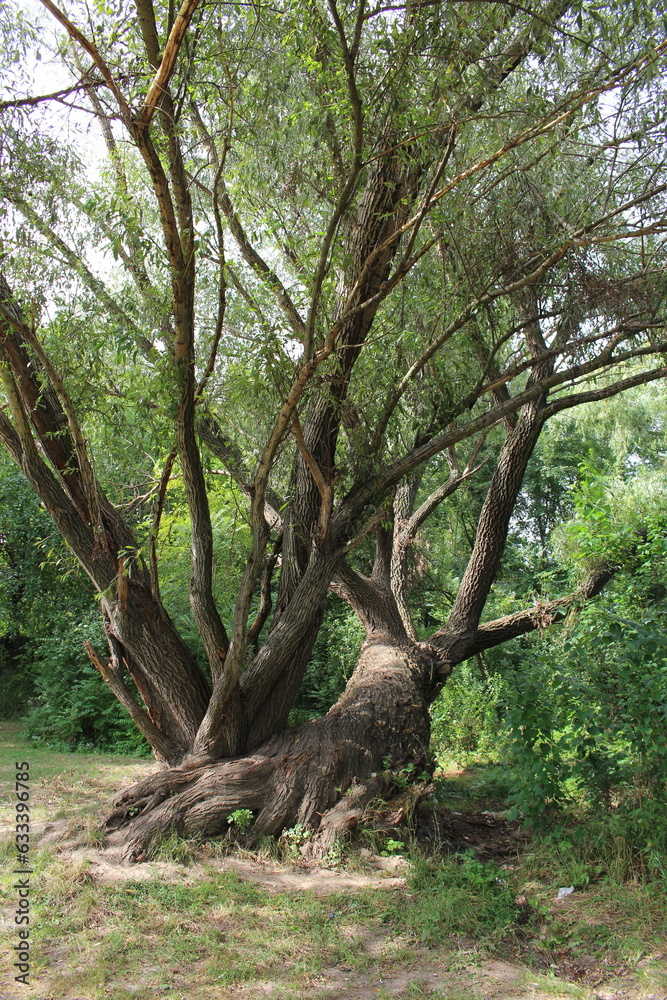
104;543;619;861
106;637;435;860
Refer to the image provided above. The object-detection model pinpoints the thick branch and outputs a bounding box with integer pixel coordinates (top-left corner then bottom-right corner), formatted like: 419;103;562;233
543;366;667;418
137;0;203;128
0;277;91;517
444;301;554;633
0;300;105;541
331;559;409;640
0;343;115;586
428;561;616;666
472;562;615;652
293;414;333;541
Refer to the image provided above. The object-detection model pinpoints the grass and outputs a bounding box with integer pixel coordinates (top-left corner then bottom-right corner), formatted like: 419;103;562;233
433;759;516;811
1;721;667;999
0;719;154;841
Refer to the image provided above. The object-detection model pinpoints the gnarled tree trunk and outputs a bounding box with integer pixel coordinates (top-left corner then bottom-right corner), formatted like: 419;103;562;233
106;634;436;860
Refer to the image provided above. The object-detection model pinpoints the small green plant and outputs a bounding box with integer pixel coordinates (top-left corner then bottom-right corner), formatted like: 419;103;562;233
276;823;312;859
227;808;254;831
381;838;405;857
86;825;105;847
382;759;431;789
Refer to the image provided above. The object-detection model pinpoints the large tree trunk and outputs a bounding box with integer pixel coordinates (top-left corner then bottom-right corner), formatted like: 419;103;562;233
106;634;438;861
104;547;616;861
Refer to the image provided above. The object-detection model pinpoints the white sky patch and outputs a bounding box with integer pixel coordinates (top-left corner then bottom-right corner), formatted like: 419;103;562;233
0;1;119;290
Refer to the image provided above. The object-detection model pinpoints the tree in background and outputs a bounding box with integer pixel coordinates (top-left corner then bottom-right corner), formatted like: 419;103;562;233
0;0;666;858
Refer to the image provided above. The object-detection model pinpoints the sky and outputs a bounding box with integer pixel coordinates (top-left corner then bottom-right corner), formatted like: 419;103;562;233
2;0;107;168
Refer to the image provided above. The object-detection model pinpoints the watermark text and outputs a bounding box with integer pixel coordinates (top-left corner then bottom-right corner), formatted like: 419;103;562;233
13;762;31;986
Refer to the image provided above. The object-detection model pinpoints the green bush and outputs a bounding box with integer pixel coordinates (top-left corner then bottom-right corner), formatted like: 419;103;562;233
505;610;667;870
430;661;507;762
0;462;149;753
20;613;150;755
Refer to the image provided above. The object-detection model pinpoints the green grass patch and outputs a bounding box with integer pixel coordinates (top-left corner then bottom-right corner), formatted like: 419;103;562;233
433;761;515;811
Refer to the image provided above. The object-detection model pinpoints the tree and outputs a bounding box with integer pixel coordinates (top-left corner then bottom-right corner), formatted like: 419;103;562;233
0;0;666;859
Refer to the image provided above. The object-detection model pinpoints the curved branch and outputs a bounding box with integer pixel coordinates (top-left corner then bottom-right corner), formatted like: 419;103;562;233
0;75;104;111
543;365;667;418
428;560;616;664
407;448;488;539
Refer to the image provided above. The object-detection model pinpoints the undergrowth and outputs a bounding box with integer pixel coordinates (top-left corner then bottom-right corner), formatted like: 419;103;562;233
401;851;519;943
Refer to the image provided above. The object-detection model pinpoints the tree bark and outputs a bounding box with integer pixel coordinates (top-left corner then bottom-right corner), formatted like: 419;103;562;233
106;634;435;860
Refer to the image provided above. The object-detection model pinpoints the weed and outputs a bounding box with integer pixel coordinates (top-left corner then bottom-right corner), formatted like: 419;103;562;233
227;807;254;830
381;837;406;856
150;829;198;863
381;850;520;944
274;823;312;860
382;758;432;788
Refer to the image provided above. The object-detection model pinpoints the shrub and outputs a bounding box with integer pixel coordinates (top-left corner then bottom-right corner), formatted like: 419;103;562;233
430;661;507;762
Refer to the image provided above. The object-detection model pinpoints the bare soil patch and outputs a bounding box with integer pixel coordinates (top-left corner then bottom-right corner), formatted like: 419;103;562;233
415;805;530;862
57;842;410;894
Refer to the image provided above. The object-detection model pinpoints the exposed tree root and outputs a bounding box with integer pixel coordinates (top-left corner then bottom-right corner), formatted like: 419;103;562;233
105;639;432;862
